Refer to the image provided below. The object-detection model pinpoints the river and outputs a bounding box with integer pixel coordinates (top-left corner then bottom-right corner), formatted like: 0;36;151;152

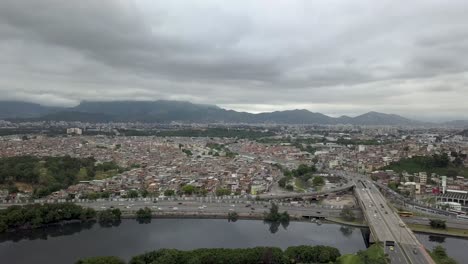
0;219;466;263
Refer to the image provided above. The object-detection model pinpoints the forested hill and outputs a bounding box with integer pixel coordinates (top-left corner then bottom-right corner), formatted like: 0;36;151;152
382;153;468;178
0;156;124;198
1;100;423;126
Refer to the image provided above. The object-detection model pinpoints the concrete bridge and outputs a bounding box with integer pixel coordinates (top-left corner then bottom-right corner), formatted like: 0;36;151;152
348;172;435;264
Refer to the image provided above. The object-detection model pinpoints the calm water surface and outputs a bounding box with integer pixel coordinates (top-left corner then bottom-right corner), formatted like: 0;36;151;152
0;219;366;263
415;233;468;264
0;219;466;264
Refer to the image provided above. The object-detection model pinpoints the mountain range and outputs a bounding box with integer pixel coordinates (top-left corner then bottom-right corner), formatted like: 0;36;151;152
0;100;465;127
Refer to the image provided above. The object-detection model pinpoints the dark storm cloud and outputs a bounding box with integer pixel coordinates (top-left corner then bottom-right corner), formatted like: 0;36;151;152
0;0;468;120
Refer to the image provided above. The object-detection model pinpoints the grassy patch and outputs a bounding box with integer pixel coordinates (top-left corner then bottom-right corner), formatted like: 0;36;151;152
408;223;468;238
294;178;307;191
337;254;362;264
337;244;387;264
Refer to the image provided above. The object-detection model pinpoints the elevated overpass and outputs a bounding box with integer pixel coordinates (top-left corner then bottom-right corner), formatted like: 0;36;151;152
343;171;435;264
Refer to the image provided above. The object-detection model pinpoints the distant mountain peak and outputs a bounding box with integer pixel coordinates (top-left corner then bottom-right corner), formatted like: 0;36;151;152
0;100;428;126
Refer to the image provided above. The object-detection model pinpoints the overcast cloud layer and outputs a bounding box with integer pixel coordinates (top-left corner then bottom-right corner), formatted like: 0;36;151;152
1;0;468;121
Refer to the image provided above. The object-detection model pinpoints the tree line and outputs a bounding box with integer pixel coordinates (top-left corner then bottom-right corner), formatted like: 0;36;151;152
0;203;96;233
0;203;123;233
77;245;342;264
383;153;468;178
0;155;125;197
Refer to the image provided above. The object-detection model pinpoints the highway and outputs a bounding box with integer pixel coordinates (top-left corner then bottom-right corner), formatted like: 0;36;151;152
73;199;357;219
0;198;359;219
336;170;435;264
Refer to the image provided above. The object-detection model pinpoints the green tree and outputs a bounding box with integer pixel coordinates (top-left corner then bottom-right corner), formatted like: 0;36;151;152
429;219;446;229
278;177;288;188
216;188;231;196
228;211;239;222
164;190;175;196
182;185;195;195
136;207;152;224
127;190;139;198
98;209;121;227
340;206;356;221
312;176;325;186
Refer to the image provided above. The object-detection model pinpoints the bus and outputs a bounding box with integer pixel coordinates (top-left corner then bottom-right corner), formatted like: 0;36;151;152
398;211;413;217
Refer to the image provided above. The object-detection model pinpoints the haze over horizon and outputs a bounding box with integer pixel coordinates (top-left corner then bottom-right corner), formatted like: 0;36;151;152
1;1;468;121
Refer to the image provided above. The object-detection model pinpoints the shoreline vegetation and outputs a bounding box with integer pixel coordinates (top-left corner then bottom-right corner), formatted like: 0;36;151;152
1;204;460;263
2;203;468;239
77;245;342;264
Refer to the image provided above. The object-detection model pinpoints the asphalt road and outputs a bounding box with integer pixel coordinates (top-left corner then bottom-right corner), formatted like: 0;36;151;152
336;170;435;264
72;199;354;219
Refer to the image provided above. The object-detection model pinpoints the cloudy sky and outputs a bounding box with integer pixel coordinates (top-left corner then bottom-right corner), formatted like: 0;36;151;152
1;0;468;121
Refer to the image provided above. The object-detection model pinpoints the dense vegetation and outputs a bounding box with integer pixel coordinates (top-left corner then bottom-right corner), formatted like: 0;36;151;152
284;245;341;263
119;128;275;139
282;164;317;183
0;156;124;197
429;245;457;264
279;164;322;191
205;142;238;158
227;211;239;222
382;153;468;178
97;209;121;227
215;188;231;196
76;246;341;264
136;207;152;224
0;203;96;233
430;219;446;229
340;206;356;222
337;244;388;264
263;203;290;233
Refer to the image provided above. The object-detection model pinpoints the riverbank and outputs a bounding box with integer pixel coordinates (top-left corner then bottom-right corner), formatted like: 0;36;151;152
121;211;302;221
408;223;468;239
325;217;368;228
0;218;370;264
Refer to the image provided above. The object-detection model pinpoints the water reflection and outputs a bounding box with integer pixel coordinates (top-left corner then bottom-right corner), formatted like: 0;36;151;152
339;226;354;237
0;219;372;264
0;221;96;243
428;235;446;243
137;218;152;224
98;220;122;228
264;219;290;234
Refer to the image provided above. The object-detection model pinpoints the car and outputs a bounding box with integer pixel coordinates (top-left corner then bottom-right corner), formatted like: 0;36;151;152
178;202;183;205
230;204;235;207
390;246;394;251
173;207;178;210
229;208;234;211
412;248;418;254
245;204;251;207
251;207;255;210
